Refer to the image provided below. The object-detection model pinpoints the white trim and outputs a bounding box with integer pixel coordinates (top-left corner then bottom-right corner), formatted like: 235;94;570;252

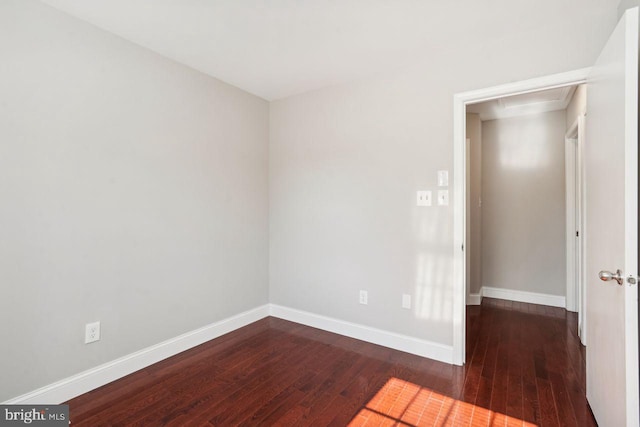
623;8;639;425
453;67;590;365
482;286;566;308
5;303;456;405
565;127;578;312
564;115;587;322
565;114;588;344
467;292;482;306
269;304;453;364
578;115;587;346
465;286;565;308
4;305;271;404
452;89;466;366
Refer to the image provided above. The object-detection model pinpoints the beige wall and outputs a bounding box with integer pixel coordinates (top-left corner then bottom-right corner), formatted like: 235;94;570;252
466;114;482;296
481;111;567;296
0;0;269;401
566;84;587;129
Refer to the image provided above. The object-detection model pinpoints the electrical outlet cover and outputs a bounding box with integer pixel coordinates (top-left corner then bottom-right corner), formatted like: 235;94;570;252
85;321;100;344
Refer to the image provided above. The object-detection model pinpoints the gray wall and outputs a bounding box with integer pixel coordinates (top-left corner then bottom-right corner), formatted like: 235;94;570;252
466;114;482;296
0;0;622;402
481;111;567;296
0;0;269;401
619;0;640;18
269;2;617;345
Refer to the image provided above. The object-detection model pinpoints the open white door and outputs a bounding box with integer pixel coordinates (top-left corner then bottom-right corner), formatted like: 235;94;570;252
585;7;639;427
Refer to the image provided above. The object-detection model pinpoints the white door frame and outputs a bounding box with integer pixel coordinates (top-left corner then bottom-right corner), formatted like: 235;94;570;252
565;126;578;311
565;114;587;345
452;68;590;365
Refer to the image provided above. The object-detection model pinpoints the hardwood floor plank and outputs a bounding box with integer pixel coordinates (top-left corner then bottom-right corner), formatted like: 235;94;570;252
548;371;578;427
536;377;561;427
506;373;524;423
169;333;317;425
522;327;542;425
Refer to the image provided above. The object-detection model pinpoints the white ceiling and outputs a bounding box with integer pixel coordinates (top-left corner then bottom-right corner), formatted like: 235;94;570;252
40;0;617;100
467;86;577;121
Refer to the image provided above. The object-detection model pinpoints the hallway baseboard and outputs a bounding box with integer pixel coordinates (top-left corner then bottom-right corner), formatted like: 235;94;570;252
467;286;566;308
467;293;482;305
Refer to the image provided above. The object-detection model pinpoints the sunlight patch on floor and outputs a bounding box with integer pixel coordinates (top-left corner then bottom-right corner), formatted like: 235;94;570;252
348;377;536;427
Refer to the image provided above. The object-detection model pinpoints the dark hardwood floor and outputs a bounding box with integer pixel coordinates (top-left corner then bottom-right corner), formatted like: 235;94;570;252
65;298;596;426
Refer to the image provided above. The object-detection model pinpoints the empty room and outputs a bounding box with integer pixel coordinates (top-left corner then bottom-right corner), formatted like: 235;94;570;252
1;1;638;426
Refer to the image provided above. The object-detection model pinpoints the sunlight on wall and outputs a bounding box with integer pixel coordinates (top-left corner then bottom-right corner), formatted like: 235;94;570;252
348;377;536;426
496;120;553;171
412;209;453;324
415;252;453;323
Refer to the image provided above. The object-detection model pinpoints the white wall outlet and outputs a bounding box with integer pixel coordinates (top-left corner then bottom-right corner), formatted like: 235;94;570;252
437;170;449;187
85;321;100;344
437;190;449;206
416;191;432;206
359;290;368;305
402;294;411;309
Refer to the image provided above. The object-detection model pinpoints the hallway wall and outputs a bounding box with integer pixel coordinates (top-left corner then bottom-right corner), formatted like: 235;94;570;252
481;110;567;297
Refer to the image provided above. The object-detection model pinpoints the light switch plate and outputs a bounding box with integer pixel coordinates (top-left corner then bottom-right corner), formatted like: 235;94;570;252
437;170;449;187
416;191;432;206
437;190;449;206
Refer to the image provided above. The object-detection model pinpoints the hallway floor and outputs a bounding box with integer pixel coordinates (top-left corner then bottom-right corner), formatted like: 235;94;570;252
464;298;595;426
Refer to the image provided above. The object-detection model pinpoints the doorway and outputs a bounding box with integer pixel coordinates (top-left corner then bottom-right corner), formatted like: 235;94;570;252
466;85;580;308
453;10;639;424
451;68;590;366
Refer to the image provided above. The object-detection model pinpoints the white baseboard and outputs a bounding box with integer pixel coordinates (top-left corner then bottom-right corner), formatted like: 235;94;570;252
467;292;482;305
269;304;453;364
4;304;271;405
5;303;456;404
481;286;565;308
